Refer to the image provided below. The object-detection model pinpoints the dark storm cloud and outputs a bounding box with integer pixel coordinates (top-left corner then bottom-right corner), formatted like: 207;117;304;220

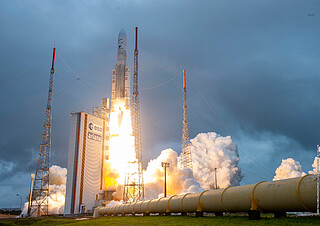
1;0;320;206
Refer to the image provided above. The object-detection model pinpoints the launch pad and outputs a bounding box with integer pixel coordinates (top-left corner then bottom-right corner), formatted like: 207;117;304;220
64;28;144;215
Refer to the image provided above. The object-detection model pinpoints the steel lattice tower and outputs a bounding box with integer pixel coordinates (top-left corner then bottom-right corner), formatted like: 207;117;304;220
31;47;56;216
123;27;144;202
181;69;193;170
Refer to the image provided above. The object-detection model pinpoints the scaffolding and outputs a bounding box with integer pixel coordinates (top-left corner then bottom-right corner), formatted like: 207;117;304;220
92;97;110;121
181;69;193;171
123;27;144;202
30;47;56;217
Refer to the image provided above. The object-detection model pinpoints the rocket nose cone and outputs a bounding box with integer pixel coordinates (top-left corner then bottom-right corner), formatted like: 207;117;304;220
118;29;126;40
117;29;127;57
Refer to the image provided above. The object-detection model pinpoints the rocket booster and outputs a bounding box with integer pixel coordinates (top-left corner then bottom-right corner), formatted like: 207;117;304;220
111;29;131;108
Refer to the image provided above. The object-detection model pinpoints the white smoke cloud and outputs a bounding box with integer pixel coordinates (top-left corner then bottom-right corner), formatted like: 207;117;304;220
144;148;203;200
111;184;124;201
49;165;67;186
308;157;320;175
109;200;124;206
273;158;306;181
143;132;241;199
191;132;242;189
21;165;67;217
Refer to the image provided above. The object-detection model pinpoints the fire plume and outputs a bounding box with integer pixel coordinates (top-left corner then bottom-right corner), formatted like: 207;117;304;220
104;99;136;190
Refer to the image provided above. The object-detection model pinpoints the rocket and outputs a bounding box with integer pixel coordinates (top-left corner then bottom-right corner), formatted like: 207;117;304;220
111;29;131;108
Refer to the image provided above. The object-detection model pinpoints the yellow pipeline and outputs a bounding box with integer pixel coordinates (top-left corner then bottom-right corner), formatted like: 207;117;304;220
95;175;318;217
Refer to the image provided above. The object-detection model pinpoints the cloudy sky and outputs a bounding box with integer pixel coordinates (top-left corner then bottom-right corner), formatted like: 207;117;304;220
1;0;320;208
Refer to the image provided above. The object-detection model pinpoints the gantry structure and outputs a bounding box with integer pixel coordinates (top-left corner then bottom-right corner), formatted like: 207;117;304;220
123;27;144;202
31;47;56;216
181;69;193;171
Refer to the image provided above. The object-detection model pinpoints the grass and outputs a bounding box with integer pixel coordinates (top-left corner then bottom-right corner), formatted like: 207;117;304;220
1;215;320;225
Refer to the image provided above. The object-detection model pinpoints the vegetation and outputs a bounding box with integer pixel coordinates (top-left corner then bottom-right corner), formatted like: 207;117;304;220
1;215;320;225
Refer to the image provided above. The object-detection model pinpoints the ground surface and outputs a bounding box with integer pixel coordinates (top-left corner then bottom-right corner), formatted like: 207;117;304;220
0;215;18;219
1;215;320;225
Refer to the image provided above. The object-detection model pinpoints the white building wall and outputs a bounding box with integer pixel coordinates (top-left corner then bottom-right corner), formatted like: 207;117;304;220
64;112;106;215
64;113;79;215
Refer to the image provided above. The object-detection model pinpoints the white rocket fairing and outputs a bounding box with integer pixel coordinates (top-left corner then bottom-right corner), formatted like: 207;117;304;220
111;29;130;108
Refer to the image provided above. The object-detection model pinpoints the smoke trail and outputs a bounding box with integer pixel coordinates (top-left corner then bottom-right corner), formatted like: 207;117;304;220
21;165;67;217
273;158;306;181
191;132;243;189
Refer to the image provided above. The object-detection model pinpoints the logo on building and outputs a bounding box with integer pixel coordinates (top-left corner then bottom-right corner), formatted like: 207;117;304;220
88;122;103;134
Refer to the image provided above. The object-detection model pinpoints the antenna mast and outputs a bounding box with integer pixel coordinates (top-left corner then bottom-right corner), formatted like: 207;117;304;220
181;69;193;170
30;47;56;216
123;27;144;202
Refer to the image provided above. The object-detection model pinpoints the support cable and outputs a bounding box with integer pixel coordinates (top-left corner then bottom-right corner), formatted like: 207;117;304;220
190;79;275;176
139;71;180;91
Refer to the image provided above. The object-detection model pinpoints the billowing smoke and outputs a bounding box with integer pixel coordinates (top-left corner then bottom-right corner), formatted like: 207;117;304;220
143;132;242;199
21;165;67;217
47;165;67;214
308;157;320;174
273;158;306;181
111;184;124;201
191;132;242;189
144;149;202;200
49;165;67;186
105;200;123;206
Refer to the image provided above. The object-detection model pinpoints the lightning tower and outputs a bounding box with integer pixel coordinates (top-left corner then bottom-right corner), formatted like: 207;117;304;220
123;27;144;202
181;69;193;170
30;47;56;216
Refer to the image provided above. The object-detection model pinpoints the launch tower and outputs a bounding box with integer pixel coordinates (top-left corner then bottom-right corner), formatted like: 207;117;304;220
181;69;193;170
31;47;56;216
123;27;144;202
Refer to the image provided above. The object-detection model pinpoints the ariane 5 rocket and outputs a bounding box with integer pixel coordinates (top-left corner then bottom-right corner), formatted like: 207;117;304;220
111;29;131;109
